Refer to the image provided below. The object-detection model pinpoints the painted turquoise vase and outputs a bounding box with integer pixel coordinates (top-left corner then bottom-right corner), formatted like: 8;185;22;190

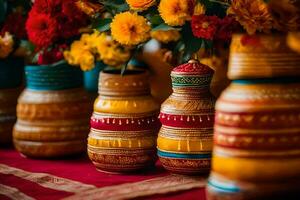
83;62;106;93
0;57;24;145
13;62;92;158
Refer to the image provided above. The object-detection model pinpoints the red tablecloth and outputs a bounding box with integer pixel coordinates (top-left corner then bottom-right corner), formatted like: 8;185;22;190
0;148;207;200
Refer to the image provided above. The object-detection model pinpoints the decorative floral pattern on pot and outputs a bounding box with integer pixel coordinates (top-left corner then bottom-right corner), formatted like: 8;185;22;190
207;34;300;200
157;60;216;175
88;69;160;173
13;63;91;158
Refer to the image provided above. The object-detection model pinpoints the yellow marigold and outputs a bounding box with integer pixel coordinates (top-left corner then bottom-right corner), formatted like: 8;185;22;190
64;39;95;71
268;0;300;32
111;12;150;46
150;30;181;43
158;0;191;26
194;3;206;15
0;32;14;59
96;33;131;66
126;0;156;11
228;0;273;35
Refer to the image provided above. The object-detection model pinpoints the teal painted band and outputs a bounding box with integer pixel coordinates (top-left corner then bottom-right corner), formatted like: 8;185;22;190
157;149;211;159
0;57;24;89
234;77;300;85
25;63;83;91
207;179;241;193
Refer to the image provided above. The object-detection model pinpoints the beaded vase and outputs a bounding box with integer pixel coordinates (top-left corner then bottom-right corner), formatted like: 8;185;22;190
207;34;300;200
88;69;160;173
0;58;23;145
157;60;216;175
13;63;91;157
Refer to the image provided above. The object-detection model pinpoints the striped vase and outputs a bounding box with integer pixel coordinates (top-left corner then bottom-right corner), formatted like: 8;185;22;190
13;63;91;157
207;34;300;200
88;69;160;173
157;60;216;175
0;58;23;146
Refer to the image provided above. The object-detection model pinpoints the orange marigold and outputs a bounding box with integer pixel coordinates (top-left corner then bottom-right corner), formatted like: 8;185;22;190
126;0;156;11
228;0;273;34
111;12;150;46
150;30;181;43
158;0;191;26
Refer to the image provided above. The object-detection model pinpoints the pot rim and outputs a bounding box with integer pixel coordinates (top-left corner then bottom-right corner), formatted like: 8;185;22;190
101;68;147;76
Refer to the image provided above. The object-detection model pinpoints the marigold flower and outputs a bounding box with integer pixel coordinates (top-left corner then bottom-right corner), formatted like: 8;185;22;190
268;0;300;32
75;0;103;17
150;30;181;43
193;3;206;15
126;0;156;11
26;11;58;48
158;0;192;26
111;12;150;46
0;32;14;59
95;33;131;66
287;32;300;53
191;15;219;40
228;0;273;35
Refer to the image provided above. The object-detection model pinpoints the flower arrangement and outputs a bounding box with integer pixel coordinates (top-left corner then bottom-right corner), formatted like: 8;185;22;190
0;0;30;59
25;0;89;65
63;0;300;72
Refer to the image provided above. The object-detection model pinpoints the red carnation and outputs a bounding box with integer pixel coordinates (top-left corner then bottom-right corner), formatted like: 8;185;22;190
191;15;219;40
216;16;239;41
37;44;67;65
26;11;58;48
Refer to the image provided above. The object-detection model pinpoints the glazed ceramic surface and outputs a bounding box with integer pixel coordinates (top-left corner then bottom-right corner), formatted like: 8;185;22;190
13;63;91;157
228;34;300;79
207;34;300;200
0;58;23;145
157;60;216;175
88;69;160;173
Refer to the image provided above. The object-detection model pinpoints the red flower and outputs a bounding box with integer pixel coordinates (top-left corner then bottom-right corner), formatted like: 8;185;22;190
216;16;239;41
37;44;67;65
191;15;219;40
1;12;27;39
26;11;58;48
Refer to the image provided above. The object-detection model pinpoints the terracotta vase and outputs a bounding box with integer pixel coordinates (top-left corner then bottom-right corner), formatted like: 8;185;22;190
88;69;160;173
0;58;23;146
13;63;91;157
207;34;300;200
157;60;216;175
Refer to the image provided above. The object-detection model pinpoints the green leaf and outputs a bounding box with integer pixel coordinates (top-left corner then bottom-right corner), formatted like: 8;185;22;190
0;0;6;23
152;23;180;31
93;18;112;32
150;15;164;26
181;22;203;63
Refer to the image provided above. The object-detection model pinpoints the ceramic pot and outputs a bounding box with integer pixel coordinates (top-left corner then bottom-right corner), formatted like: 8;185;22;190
83;62;106;93
88;69;160;173
0;58;23;145
157;60;216;175
207;34;300;200
13;63;91;157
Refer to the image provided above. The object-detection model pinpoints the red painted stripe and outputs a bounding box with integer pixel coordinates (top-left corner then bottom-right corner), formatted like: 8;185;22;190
159;113;214;128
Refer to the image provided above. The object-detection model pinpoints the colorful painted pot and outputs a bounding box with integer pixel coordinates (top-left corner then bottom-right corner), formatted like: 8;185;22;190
88;69;160;173
157;60;216;175
13;63;91;157
0;58;23;145
207;34;300;200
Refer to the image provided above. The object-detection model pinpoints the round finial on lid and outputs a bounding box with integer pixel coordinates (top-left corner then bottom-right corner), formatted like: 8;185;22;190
172;60;214;76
